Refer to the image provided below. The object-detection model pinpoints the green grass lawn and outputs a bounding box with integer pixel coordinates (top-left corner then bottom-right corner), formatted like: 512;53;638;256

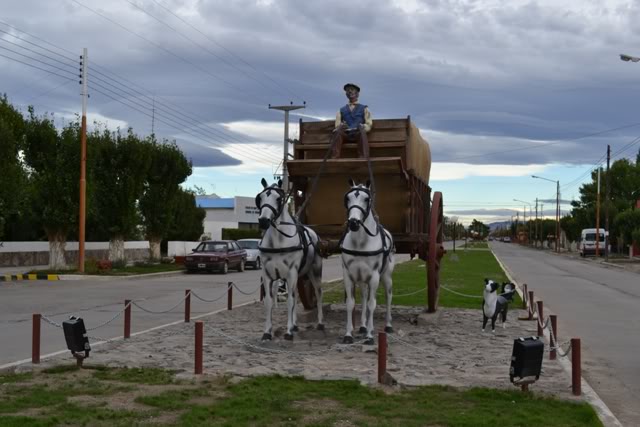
0;367;602;427
323;250;520;309
29;263;185;276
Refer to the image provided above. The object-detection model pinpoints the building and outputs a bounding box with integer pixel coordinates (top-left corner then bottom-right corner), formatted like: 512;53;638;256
196;195;259;240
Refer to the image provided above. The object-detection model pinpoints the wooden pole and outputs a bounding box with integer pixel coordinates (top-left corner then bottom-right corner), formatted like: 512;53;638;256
32;314;41;364
124;300;131;339
536;301;544;336
185;290;191;323
195;321;203;375
378;332;387;384
528;291;534;320
550;315;557;360
522;284;528;309
572;338;581;396
227;282;233;310
596;168;601;256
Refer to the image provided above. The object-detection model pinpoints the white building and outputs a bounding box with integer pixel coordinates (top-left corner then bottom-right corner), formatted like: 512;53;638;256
196;196;260;240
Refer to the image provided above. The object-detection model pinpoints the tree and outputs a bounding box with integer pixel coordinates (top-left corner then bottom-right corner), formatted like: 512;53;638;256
614;209;640;248
166;189;205;241
92;128;152;262
0;96;28;240
22;109;80;268
139;140;192;260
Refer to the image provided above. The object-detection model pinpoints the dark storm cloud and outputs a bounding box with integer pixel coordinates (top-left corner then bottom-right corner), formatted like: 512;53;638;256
3;0;640;167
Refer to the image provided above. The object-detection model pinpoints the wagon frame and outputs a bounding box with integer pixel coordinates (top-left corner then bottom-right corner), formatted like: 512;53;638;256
286;116;445;312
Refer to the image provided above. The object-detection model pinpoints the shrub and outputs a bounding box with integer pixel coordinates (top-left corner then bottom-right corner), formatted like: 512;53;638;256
84;258;99;274
221;228;262;240
97;259;112;272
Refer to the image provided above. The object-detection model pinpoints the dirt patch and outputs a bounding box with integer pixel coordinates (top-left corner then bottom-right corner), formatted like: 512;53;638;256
41;302;577;401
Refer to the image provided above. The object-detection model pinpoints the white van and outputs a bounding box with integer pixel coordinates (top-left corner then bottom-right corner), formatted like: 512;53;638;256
579;228;609;257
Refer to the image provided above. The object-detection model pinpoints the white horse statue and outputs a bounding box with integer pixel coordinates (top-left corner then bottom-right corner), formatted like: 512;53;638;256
340;179;395;344
255;178;324;341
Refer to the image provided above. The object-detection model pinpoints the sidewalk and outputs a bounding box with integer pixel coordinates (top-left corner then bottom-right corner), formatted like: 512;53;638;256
516;244;640;274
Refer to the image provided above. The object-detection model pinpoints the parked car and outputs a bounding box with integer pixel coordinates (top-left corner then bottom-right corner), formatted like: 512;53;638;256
184;240;247;274
237;238;261;269
503;237;511;243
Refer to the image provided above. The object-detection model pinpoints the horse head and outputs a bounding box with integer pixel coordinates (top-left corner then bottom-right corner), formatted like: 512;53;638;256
256;178;285;230
344;178;372;232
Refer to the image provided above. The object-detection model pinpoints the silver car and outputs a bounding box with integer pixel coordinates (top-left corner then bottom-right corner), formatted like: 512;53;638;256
237;238;261;269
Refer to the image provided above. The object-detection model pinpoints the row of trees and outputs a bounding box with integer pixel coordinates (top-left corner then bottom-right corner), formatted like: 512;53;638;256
0;95;205;268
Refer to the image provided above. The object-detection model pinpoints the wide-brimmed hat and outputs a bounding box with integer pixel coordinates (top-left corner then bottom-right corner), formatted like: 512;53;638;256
343;83;360;92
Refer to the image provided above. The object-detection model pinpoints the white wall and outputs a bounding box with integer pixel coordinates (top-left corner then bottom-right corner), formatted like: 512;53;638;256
167;241;201;257
203;221;238;240
0;241;149;252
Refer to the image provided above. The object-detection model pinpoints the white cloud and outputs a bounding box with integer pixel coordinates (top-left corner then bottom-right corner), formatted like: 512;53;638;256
221;120;300;143
431;162;547;181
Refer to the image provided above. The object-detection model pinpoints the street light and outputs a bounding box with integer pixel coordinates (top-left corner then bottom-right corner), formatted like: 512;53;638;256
532;175;560;253
514;199;533;245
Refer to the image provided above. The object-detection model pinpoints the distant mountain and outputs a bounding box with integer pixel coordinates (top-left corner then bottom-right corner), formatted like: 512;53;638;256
488;220;510;231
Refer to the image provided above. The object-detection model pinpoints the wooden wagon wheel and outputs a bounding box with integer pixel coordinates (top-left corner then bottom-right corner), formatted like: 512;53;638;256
297;275;317;310
427;191;445;313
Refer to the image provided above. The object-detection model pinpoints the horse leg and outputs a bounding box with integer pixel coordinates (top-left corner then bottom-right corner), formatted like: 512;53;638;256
359;283;368;334
284;269;298;340
365;272;380;344
308;258;325;330
262;276;274;341
342;271;356;344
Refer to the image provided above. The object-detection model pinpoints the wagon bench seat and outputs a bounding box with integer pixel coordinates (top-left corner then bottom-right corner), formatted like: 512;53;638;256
286;157;408;178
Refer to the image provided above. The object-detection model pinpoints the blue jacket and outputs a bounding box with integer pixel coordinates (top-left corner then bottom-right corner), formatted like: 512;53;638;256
340;103;367;129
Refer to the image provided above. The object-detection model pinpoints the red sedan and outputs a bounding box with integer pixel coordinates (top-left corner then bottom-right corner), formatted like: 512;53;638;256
184;240;247;274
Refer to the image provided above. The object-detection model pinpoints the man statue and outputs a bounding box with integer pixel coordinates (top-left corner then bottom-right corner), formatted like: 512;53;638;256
332;83;373;158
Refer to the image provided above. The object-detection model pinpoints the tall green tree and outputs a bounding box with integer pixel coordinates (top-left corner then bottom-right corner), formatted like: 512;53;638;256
0;96;29;240
139;140;192;259
166;189;205;242
92;128;152;262
23;109;80;268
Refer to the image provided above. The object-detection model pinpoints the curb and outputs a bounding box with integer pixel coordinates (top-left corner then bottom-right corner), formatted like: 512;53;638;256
491;249;623;427
1;274;59;282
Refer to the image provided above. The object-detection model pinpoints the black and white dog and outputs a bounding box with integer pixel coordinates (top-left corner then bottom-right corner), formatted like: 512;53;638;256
482;279;517;332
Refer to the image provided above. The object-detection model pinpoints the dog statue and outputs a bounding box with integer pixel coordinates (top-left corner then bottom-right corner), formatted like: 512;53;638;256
482;279;517;332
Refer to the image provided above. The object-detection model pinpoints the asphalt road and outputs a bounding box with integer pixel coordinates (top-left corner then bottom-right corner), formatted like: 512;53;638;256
491;242;640;426
0;254;409;368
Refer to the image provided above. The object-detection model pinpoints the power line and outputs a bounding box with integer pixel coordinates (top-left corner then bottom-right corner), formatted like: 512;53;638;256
149;0;307;103
0;21;78;60
69;0;269;104
0;32;78;70
0;51;76;81
0;44;77;79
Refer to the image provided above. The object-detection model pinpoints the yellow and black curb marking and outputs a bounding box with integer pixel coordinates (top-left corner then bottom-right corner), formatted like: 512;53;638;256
1;274;59;282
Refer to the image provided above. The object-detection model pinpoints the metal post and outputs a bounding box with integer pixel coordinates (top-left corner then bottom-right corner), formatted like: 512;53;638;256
556;180;560;253
378;331;387;384
522;284;528;309
227;282;233;310
124;299;131;339
195;321;203;375
78;47;88;272
32;314;41;364
605;145;610;261
528;291;534;320
571;338;581;396
536;301;544;336
550;315;557;360
535;198;538;248
185;290;191;323
269;103;306;192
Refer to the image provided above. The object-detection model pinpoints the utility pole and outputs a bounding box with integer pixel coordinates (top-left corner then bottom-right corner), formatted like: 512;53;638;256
556;180;560;253
596;168;601;256
605;145;611;261
268;102;306;192
534;197;539;249
78;48;88;273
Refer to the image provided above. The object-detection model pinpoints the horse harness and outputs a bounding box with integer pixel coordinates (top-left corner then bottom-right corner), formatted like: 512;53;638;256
340;187;392;274
255;185;317;268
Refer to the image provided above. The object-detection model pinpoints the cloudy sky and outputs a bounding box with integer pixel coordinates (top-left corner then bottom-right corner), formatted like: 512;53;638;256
3;0;640;225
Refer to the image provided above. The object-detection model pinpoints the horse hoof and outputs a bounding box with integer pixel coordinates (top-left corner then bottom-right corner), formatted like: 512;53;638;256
384;326;394;333
317;324;325;331
343;335;354;344
284;333;294;341
261;333;272;341
364;338;375;345
358;326;367;334
292;325;299;332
